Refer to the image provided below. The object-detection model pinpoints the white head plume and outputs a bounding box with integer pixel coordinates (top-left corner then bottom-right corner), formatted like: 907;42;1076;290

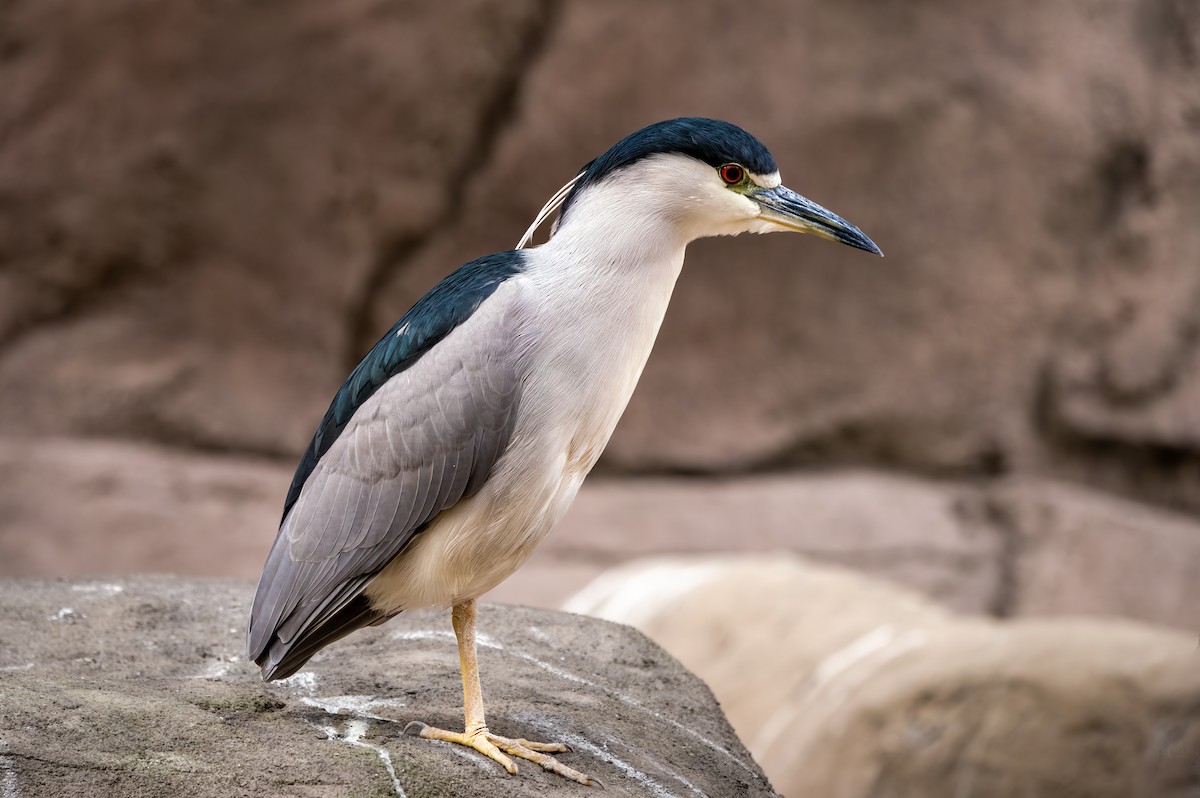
516;171;586;249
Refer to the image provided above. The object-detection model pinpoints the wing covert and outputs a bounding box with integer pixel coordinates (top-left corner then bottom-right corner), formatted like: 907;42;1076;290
248;283;525;675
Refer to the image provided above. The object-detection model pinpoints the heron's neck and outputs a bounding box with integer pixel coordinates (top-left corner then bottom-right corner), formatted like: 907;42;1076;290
518;186;691;465
536;177;694;289
521;178;695;382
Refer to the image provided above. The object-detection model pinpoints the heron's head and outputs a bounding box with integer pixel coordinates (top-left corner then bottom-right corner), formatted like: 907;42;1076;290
519;117;881;255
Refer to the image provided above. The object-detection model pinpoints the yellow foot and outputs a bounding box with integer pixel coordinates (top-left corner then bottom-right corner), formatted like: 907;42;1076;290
404;721;599;787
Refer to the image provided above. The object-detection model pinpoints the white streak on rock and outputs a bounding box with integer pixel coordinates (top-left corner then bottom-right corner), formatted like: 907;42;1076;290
277;671;318;693
392;629;455;644
810;626;928;713
311;720;406;798
300;694;406;721
0;738;20;798
391;628;502;650
522;719;682;798
562;561;725;627
751;626;928;754
476;631;502;650
70;583;124;596
506;649;758;778
509;650;588;686
812;625;899;686
606;734;709;798
0;664;33;673
391;622;758;778
343;717;405;792
192;657;243;681
48;608;81;622
191;660;231;681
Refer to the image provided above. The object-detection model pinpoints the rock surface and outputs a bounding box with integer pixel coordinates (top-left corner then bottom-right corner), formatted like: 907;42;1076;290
5;437;1198;632
0;437;285;578
566;555;1200;798
2;1;1200;509
0;577;778;798
362;0;1200;502
0;0;549;456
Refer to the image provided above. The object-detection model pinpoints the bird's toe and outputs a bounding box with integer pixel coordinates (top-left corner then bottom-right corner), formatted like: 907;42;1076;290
504;736;569;753
406;721;519;775
405;721;597;785
486;733;596;787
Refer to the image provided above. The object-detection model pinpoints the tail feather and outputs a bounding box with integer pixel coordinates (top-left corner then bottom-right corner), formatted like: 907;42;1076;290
257;593;393;681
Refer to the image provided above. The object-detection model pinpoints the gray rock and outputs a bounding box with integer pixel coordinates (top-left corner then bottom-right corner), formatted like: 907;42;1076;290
0;577;777;798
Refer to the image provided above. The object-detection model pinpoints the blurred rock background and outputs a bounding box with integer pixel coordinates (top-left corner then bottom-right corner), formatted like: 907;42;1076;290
566;555;1200;798
1;0;1198;794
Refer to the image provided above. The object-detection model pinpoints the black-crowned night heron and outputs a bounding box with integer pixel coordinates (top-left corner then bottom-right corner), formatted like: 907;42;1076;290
248;117;881;785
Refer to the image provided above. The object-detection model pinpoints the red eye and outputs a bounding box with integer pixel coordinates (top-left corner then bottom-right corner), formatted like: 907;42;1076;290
720;164;745;184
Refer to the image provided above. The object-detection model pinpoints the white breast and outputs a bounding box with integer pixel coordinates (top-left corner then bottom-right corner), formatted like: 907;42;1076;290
366;172;694;612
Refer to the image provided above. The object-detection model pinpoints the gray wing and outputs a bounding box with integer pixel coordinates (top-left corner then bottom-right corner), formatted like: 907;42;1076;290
248;304;523;678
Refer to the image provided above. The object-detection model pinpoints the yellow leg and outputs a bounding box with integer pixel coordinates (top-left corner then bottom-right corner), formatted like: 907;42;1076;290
404;599;597;787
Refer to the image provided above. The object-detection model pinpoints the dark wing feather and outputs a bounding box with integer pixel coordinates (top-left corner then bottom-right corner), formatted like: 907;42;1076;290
280;251;525;522
248;269;525;679
256;592;383;681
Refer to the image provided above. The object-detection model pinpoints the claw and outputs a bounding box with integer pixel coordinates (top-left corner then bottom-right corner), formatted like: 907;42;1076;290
406;720;597;785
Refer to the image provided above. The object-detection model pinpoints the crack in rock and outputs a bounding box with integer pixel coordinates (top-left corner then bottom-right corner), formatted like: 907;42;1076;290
347;0;563;363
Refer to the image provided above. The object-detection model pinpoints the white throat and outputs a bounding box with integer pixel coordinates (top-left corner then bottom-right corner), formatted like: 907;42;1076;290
513;150;779;451
512;158;727;474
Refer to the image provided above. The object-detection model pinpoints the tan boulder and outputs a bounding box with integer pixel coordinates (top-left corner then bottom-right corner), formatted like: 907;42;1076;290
565;555;1200;798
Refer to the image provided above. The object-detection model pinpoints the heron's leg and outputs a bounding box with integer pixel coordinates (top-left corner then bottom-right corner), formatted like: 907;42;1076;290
404;599;597;787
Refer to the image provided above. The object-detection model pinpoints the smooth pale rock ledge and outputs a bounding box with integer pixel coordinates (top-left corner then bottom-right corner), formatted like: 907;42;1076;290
0;577;778;798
